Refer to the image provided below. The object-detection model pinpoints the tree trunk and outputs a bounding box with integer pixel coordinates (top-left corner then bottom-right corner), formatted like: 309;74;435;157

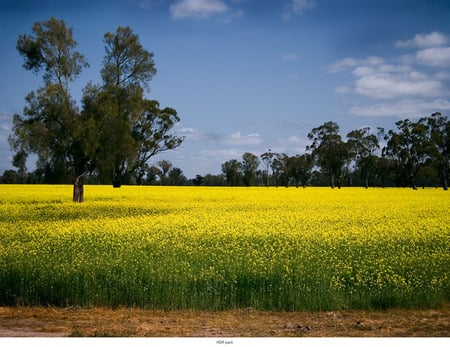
73;175;84;202
441;168;448;191
331;174;335;189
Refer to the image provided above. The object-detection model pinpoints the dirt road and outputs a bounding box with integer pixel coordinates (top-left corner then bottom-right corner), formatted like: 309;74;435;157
0;304;449;337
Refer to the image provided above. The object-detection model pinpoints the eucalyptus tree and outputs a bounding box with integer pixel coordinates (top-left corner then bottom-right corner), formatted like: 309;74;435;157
11;18;183;200
241;152;260;187
86;26;182;187
157;160;173;185
287;154;313;188
421;112;449;190
260;149;274;186
383;119;429;189
222;159;242;186
270;153;289;187
346;127;379;188
307;121;352;188
10;17;89;201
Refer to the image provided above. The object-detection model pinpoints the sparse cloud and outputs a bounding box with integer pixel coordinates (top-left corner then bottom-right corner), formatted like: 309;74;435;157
395;32;448;48
224;131;262;146
281;52;299;61
169;0;243;20
329;31;450;117
396;32;450;67
327;56;384;73
350;99;450;118
283;0;316;19
286;72;299;80
170;0;229;19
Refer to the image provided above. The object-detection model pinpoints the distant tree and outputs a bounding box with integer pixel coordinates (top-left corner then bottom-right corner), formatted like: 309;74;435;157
421;112;449;190
222;159;242;186
307;121;352;188
12;150;28;183
260;149;274;186
192;174;204;186
347;127;379;188
241;152;260;187
383;119;429;189
157;160;173;185
270;153;289;187
371;157;395;187
202;174;226;186
287;154;313;188
146;165;161;185
0;170;18;184
168;167;187;185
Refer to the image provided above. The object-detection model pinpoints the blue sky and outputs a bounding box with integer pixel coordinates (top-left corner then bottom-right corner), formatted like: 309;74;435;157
1;0;450;178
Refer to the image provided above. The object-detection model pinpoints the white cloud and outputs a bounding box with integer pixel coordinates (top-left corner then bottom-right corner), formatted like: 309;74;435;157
350;99;450;118
224;131;262;146
199;148;242;158
327;57;360;72
331;57;445;99
354;71;445;99
416;47;450;67
170;0;229;19
395;32;448;48
327;56;384;72
395;32;450;67
283;0;316;19
330;31;450;119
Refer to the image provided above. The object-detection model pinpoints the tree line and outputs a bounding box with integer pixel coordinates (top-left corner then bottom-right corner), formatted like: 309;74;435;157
4;113;448;190
214;114;448;190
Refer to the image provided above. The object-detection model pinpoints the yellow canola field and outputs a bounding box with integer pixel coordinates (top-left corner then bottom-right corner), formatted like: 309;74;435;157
0;185;449;310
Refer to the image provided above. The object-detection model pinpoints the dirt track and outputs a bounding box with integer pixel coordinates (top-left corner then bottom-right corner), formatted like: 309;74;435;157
0;304;449;337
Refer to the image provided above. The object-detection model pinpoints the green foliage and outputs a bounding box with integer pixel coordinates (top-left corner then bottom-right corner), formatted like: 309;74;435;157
307;121;353;188
10;18;183;190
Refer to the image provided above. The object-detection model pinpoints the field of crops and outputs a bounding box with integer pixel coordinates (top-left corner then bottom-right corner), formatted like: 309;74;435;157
0;185;448;311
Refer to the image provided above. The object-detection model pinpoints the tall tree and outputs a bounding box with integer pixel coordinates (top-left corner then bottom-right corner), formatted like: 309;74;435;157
307;121;351;188
241;152;260;187
86;26;182;187
383;119;429;189
10;18;183;199
10;17;89;201
347;127;379;188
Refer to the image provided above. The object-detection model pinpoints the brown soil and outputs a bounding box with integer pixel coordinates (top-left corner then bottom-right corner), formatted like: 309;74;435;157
0;304;449;337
